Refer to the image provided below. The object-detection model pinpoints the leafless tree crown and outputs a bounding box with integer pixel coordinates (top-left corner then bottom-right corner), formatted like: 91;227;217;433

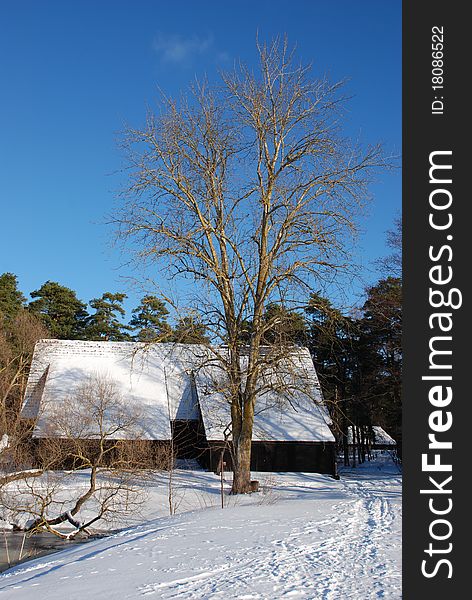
116;37;389;492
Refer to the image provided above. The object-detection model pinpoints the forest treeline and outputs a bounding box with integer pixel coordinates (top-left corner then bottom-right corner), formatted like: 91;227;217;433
0;272;402;462
1;249;401;463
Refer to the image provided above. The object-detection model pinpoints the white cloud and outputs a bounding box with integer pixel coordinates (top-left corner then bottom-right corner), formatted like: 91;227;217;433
153;33;215;66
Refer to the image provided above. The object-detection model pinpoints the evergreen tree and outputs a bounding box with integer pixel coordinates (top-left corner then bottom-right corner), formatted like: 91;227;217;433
86;292;132;341
238;305;306;345
0;273;25;321
305;293;354;398
262;303;307;345
357;276;402;453
306;283;402;463
305;292;358;463
130;296;172;342
237;318;253;344
29;281;88;339
172;316;208;344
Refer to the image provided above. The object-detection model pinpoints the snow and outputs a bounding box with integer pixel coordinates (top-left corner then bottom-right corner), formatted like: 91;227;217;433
21;340;334;443
372;426;396;446
22;341;208;439
0;456;402;599
347;426;396;446
196;348;335;442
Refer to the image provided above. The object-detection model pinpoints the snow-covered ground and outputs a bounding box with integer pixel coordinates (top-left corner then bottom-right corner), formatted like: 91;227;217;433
0;455;402;599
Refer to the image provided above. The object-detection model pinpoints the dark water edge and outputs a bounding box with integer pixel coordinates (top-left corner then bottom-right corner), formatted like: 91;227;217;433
0;530;99;573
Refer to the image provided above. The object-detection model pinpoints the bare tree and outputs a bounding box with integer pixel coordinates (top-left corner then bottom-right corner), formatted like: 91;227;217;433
377;216;402;278
0;311;48;434
116;37;388;493
0;310;48;485
0;376;164;538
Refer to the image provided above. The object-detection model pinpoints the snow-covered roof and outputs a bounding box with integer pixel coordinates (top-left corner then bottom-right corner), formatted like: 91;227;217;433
22;340;334;443
347;425;396;446
22;340;203;440
372;426;396;446
196;348;334;442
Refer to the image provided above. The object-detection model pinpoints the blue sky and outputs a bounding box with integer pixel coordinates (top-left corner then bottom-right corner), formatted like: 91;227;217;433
0;0;401;316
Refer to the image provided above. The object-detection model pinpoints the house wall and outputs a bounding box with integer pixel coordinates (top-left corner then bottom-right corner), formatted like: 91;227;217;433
171;419;207;461
202;441;336;476
32;438;173;469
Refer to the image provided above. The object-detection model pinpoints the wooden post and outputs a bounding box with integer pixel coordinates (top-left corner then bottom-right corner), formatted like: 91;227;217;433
220;450;225;509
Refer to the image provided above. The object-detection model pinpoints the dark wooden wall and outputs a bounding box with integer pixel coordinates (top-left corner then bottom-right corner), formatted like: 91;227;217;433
201;440;336;476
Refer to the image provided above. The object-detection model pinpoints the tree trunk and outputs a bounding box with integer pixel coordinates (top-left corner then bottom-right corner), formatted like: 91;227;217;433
357;426;362;464
231;434;252;493
231;395;255;494
342;417;350;466
352;425;356;468
359;426;365;463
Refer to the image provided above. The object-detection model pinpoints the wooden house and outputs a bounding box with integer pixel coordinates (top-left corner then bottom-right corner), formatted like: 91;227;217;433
21;340;336;475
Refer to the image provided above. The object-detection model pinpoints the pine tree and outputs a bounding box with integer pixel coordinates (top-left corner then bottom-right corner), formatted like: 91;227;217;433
305;292;358;464
86;292;132;341
130;296;172;342
0;273;26;321
237;305;306;345
262;303;307;345
305;293;354;397
29;281;88;339
172;316;208;344
357;277;402;454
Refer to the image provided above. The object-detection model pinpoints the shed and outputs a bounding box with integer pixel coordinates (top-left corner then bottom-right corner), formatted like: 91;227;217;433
347;425;397;450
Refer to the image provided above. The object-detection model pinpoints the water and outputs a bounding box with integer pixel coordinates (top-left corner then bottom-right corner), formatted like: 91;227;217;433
0;531;93;573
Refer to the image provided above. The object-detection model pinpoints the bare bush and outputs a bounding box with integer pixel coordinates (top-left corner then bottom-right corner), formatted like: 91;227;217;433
257;472;281;505
0;376;168;538
0;311;48;436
